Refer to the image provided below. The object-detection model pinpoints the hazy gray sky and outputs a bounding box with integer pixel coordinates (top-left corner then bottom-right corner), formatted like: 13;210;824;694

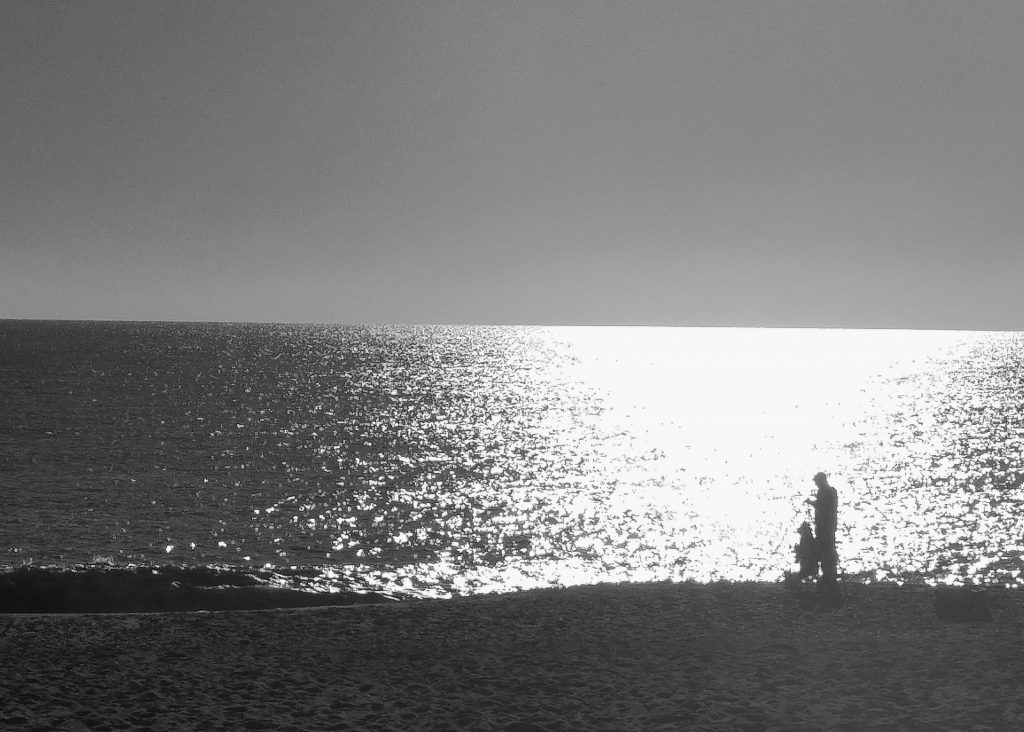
2;1;1022;327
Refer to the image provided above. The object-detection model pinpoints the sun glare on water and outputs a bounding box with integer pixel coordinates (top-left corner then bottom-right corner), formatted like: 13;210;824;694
165;324;1015;596
481;326;987;588
7;323;1018;597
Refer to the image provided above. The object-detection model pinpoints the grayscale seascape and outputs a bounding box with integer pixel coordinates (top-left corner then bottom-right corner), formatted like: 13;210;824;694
5;1;1024;725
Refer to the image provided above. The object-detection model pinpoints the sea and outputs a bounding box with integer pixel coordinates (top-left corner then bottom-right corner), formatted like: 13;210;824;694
2;321;1023;599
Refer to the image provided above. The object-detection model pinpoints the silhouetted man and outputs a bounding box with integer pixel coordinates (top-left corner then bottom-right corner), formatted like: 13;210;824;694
807;472;838;585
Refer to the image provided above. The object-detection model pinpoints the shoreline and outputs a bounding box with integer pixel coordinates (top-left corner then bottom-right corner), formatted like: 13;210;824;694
4;580;1024;730
0;565;399;613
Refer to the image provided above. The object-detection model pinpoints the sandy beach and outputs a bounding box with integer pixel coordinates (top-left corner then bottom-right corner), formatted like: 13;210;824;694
3;580;1024;731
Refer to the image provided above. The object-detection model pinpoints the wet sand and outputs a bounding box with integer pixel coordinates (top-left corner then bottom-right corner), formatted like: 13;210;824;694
3;581;1024;730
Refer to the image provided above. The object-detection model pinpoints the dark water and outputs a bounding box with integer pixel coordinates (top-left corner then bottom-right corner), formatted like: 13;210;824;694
2;321;1023;598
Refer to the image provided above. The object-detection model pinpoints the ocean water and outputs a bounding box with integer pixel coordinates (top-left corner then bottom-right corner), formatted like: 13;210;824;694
2;321;1023;598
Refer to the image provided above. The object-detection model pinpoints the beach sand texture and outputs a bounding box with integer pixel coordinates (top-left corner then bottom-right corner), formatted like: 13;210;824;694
3;581;1024;731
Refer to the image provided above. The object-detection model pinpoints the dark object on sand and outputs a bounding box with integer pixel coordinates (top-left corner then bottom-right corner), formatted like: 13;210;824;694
0;565;396;613
934;586;992;622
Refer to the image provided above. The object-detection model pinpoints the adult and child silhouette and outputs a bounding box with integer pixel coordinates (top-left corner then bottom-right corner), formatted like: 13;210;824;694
794;471;840;587
793;472;992;620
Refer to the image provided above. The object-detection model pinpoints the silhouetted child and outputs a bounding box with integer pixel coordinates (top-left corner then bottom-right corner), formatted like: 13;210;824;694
794;521;819;581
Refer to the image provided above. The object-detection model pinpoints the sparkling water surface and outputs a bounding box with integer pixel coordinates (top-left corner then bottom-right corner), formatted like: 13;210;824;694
2;321;1023;597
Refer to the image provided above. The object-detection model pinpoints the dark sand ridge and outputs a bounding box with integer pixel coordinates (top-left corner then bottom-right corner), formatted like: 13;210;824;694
3;580;1024;730
0;565;397;613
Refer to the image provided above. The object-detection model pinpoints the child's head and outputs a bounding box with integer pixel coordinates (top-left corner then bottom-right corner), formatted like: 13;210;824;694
798;521;813;537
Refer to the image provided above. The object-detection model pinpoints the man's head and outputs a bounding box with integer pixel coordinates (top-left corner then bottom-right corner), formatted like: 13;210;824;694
813;472;829;489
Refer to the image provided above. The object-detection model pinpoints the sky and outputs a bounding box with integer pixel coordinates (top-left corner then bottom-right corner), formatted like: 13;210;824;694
2;1;1022;328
